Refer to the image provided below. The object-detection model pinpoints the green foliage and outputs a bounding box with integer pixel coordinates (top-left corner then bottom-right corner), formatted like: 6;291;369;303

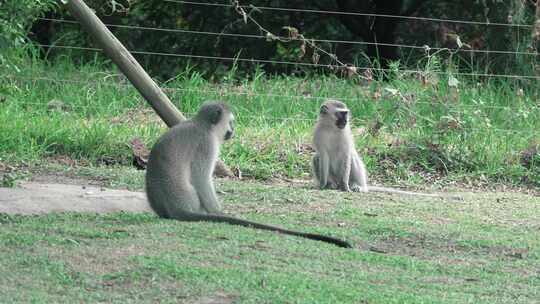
0;0;56;48
401;0;538;76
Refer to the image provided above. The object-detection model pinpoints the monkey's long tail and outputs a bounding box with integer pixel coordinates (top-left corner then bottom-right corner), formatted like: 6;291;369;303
368;186;463;200
181;212;352;248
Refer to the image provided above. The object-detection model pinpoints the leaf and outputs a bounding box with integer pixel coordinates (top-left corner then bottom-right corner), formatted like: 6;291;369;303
130;138;149;170
448;75;459;88
344;65;356;78
299;41;306;59
282;26;299;39
265;32;277;42
384;87;399;96
312;52;320;65
363;68;373;82
456;35;463;48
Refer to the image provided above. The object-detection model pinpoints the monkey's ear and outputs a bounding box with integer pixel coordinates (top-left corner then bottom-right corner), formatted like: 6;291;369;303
210;107;223;125
320;105;329;114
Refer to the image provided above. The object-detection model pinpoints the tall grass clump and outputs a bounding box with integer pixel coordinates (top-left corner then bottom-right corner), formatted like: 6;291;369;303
1;49;539;187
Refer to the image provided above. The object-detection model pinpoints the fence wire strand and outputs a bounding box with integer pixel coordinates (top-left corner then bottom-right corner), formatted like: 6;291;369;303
163;0;534;28
5;74;536;111
3;75;539;135
9;101;536;135
40;17;540;57
36;44;540;80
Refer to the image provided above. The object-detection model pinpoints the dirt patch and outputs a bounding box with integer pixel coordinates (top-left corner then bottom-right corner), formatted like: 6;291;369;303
0;182;151;215
29;173;107;187
190;292;237;304
98;269;188;301
368;233;532;261
0;161;107;188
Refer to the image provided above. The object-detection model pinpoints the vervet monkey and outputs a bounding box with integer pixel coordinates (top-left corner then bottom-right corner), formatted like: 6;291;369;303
312;99;459;199
146;101;351;248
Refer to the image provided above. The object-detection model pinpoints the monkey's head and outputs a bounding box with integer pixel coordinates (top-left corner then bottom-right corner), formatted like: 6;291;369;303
319;99;349;130
197;101;235;142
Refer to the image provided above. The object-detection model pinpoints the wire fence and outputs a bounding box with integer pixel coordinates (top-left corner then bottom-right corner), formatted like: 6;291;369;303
38;17;540;57
30;0;540;80
33;2;540;81
34;44;540;80
5;74;536;110
7;100;536;135
4;2;540;138
4;74;539;136
162;0;534;28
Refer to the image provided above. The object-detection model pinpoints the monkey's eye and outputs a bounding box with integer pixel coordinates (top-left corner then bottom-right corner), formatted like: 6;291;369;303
336;111;348;120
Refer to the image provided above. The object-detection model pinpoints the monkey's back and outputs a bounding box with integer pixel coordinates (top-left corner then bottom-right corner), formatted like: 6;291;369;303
145;121;201;218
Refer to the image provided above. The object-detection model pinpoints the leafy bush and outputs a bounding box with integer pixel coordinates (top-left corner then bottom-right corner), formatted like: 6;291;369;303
0;0;57;48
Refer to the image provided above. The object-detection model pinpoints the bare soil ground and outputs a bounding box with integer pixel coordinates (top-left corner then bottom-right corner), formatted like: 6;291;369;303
0;181;150;215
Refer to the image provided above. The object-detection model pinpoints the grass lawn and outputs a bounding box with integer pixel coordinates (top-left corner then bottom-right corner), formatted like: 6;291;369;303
1;166;538;303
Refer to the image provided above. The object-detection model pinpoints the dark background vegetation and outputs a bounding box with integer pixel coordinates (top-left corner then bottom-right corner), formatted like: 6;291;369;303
9;0;540;79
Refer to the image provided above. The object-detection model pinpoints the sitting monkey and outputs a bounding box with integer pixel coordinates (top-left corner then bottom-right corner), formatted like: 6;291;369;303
312;99;461;199
146;101;352;248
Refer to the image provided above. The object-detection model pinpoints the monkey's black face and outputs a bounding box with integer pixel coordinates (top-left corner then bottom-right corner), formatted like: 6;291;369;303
335;110;348;129
224;119;234;141
224;130;233;141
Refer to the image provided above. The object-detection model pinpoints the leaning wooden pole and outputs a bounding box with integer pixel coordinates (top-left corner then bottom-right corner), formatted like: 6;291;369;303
62;0;232;176
61;0;185;126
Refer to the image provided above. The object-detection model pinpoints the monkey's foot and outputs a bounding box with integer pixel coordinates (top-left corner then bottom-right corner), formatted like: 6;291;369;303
351;185;368;192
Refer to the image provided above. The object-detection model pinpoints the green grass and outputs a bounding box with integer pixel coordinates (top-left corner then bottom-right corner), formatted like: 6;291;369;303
0;168;539;303
1;50;539;187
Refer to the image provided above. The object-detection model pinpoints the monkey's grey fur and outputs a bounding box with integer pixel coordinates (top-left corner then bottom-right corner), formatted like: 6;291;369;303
146;101;351;248
312;99;461;199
